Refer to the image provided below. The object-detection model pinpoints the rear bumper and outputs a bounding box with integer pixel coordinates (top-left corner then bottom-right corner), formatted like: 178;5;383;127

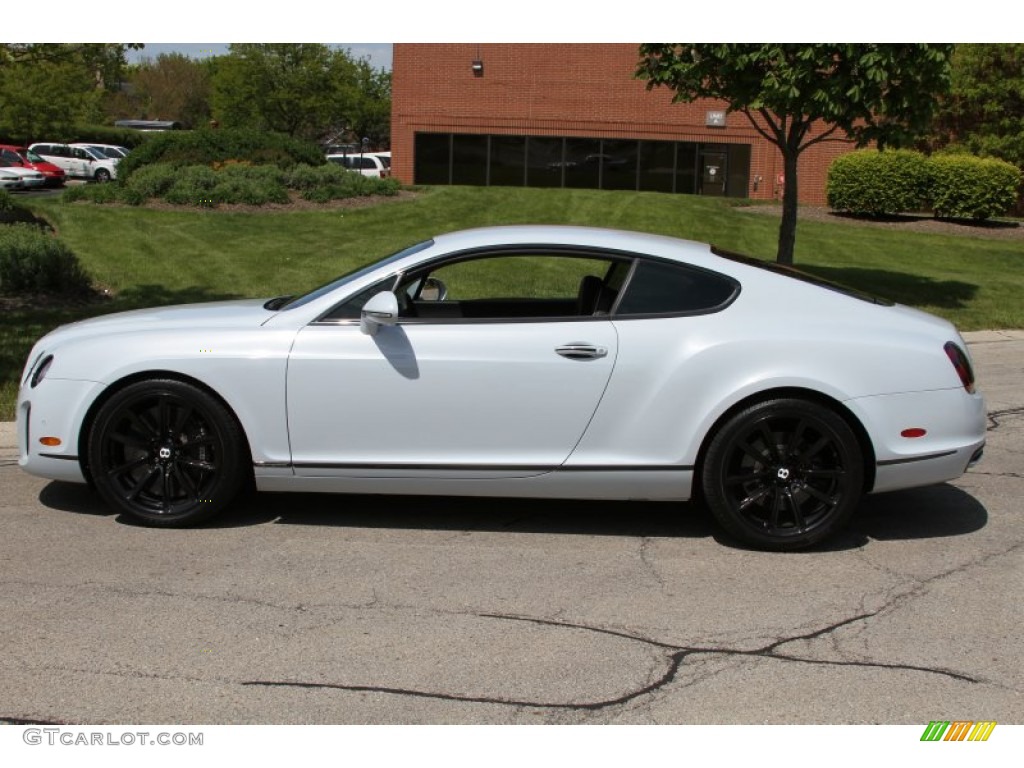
846;387;986;493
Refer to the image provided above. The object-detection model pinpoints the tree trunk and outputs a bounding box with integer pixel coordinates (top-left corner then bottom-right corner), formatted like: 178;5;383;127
776;150;800;265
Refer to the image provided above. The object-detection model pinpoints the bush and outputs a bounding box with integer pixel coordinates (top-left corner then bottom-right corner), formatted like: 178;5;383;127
0;189;12;212
927;155;1022;220
116;128;324;180
827;150;930;215
125;163;180;199
0;224;91;294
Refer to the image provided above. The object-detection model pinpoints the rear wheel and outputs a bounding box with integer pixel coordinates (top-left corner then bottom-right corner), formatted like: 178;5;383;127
701;398;863;551
87;379;246;527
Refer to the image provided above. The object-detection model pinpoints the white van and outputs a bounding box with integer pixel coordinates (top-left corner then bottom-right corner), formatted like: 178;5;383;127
29;143;119;182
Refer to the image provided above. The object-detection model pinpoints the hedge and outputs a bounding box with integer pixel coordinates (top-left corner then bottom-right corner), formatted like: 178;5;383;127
115;128;325;180
828;149;1022;219
0;224;92;294
64;162;400;208
927;155;1022;220
826;150;930;216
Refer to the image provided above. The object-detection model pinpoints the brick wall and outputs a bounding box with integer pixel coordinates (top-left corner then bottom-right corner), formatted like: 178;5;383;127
392;43;856;205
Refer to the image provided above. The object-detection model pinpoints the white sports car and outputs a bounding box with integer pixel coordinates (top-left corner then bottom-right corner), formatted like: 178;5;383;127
17;226;985;550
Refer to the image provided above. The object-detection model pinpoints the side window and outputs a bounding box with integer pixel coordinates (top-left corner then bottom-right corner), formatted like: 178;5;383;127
415;255;611;302
615;260;737;316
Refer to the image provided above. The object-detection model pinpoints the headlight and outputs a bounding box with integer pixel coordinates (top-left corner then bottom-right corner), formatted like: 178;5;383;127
30;355;53;388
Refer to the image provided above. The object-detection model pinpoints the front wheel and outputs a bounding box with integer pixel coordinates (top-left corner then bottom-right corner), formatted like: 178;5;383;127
701;398;864;551
94;168;111;183
87;379;247;527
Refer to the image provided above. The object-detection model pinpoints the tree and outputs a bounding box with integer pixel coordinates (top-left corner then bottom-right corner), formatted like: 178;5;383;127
637;44;954;265
209;44;387;143
926;44;1024;168
124;53;212;128
0;44;140;142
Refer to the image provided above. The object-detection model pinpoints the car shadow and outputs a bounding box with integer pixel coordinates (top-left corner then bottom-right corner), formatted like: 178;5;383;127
39;481;988;549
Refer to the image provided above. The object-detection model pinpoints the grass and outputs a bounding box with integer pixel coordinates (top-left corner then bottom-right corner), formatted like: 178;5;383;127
2;186;1022;418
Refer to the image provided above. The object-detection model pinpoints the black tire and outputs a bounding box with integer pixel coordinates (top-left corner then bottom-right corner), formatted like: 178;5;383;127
87;379;247;527
701;398;863;551
94;168;111;183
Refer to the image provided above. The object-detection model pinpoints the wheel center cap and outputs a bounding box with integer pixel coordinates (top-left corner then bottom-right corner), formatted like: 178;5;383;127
776;467;791;481
158;446;173;461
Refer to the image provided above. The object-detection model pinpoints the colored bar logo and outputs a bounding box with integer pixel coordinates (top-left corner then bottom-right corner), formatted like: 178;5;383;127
921;721;996;741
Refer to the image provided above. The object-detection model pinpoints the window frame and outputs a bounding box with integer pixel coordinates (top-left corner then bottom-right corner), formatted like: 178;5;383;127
313;245;740;326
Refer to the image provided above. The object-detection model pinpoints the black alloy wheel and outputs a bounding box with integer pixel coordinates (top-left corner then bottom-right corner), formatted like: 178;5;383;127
701;398;864;551
87;379;246;527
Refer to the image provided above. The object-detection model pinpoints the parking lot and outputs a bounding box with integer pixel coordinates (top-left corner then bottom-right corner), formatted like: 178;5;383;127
0;332;1021;725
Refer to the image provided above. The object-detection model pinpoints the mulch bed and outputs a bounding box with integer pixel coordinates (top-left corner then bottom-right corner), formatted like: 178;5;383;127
737;204;1023;241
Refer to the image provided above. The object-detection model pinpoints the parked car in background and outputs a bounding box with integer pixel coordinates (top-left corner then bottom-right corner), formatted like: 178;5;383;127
75;143;130;160
0;159;45;189
0;166;26;190
28;143;119;182
367;151;391;171
326;153;389;178
0;145;66;187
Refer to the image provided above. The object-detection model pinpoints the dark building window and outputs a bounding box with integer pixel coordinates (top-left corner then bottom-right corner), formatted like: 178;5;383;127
414;134;452;184
413;132;751;198
490;136;526;187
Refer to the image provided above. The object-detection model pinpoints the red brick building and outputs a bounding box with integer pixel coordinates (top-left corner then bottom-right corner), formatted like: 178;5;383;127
391;44;855;204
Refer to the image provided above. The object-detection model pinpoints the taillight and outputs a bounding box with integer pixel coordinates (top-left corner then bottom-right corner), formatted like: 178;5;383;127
944;342;975;394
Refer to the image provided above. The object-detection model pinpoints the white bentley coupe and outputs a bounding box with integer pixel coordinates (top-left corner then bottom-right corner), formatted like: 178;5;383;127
17;226;986;549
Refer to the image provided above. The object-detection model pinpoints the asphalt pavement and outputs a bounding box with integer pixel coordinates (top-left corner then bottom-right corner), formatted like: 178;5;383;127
0;331;1021;724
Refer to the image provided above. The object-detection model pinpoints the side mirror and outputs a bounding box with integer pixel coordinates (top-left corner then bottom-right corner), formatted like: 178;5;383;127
419;277;448;302
360;291;400;336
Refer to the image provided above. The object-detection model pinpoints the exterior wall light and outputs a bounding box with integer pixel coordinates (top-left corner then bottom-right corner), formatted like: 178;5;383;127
472;60;484;76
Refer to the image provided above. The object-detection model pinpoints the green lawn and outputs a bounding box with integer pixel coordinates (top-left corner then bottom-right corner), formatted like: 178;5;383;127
2;186;1021;418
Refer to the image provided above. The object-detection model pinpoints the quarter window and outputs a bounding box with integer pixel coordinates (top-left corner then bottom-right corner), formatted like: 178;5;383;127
615;260;737;316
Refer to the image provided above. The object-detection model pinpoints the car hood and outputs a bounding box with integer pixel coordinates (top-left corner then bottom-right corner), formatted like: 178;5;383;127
38;298;277;349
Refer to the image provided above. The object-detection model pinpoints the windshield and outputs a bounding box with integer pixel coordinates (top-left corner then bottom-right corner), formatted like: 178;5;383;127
281;239;435;310
24;150;44;162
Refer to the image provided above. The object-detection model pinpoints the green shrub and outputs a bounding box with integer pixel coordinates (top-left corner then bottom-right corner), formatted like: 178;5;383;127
0;224;91;294
210;164;289;205
0;189;12;212
125;163;179;199
927;155;1022;220
827;150;930;215
116;128;324;180
164;166;219;206
287;162;351;191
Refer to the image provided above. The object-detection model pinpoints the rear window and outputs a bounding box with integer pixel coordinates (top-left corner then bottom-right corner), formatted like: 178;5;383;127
615;259;738;316
711;246;894;306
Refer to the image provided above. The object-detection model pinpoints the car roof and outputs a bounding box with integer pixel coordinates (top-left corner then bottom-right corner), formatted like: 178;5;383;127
430;225;714;264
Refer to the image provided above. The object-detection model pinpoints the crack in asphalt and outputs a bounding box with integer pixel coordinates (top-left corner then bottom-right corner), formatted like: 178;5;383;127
242;541;1024;712
987;406;1024;432
241;607;981;712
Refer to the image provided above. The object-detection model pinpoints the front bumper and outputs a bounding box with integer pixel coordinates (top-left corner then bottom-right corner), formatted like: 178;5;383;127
17;377;105;484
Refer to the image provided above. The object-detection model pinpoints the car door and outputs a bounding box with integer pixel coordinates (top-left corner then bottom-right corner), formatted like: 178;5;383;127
286;252;621;477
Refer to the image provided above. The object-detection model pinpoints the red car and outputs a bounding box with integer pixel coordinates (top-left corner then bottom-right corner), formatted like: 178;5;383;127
0;145;66;187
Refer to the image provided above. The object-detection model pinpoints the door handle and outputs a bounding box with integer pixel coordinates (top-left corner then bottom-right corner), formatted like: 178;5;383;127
556;344;608;360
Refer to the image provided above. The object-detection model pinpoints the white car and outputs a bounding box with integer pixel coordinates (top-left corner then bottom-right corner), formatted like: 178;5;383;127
0;160;46;189
76;143;130;159
17;226;985;550
326;153;389;178
28;143;119;182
